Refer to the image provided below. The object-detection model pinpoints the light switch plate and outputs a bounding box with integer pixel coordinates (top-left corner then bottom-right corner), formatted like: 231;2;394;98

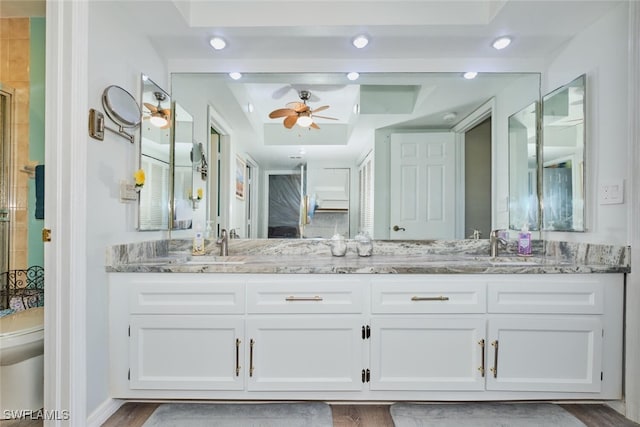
120;180;138;202
599;180;624;205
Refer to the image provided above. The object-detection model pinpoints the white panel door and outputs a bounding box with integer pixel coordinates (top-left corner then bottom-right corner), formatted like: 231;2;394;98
129;315;244;390
246;317;365;391
370;317;486;390
390;132;456;239
486;317;602;392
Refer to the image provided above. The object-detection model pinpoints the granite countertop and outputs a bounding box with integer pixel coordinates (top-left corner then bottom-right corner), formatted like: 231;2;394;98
105;239;630;274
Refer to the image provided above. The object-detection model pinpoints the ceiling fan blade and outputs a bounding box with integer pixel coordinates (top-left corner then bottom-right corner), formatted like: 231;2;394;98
144;103;158;113
310;122;320;130
286;102;309;112
311;105;330;113
269;108;297;118
312;115;338;120
283;115;298;129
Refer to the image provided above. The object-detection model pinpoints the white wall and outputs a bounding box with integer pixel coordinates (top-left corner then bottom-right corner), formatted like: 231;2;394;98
542;2;629;244
541;3;637;422
86;2;169;415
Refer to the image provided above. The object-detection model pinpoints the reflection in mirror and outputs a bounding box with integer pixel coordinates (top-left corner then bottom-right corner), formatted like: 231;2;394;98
509;102;539;231
173;103;195;230
171;72;541;240
542;74;585;231
138;75;171;230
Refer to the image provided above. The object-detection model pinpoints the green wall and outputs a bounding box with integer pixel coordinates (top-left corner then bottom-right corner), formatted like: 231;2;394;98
28;17;45;268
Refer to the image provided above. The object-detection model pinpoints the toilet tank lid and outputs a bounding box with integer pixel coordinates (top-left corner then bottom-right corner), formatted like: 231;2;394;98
0;307;44;337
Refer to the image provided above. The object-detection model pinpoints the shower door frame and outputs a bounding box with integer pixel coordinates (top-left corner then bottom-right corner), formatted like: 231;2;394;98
0;83;14;284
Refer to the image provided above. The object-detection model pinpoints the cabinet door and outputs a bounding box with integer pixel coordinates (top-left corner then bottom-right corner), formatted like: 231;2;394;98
370;317;486;391
246;317;365;391
486;317;602;392
129;315;244;390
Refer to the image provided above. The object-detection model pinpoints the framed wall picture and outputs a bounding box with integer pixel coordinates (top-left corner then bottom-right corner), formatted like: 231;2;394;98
235;155;246;200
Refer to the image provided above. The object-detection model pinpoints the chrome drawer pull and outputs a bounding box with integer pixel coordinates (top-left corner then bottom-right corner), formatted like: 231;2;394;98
411;296;449;301
285;296;323;302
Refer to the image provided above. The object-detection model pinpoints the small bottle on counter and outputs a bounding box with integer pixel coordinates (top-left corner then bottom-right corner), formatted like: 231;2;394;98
192;222;205;255
355;231;373;257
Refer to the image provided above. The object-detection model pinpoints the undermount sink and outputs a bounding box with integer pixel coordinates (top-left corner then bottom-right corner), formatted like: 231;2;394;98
184;255;248;265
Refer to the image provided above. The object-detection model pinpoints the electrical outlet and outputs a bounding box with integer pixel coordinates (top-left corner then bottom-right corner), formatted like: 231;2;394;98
120;180;138;202
599;181;624;205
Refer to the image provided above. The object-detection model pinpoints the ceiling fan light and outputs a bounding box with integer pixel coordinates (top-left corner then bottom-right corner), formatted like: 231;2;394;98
492;36;512;50
150;113;168;128
229;72;242;80
463;71;478;80
352;35;369;49
297;116;313;127
347;72;360;81
209;37;227;50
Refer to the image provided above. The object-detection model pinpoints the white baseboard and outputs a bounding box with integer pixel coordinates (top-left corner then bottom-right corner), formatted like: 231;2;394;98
86;398;124;427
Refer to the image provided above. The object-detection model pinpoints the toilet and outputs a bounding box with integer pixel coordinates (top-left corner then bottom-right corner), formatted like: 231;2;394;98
0;307;44;413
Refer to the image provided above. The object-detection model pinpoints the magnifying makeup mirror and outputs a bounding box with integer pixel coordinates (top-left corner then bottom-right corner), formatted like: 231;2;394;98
100;85;142;143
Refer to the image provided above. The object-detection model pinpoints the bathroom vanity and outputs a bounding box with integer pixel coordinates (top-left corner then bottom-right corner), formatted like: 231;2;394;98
106;239;628;402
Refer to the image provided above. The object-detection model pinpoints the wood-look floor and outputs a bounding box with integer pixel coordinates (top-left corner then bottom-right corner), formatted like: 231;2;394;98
1;402;638;426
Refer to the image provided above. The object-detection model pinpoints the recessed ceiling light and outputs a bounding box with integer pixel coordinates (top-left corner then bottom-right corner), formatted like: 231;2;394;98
492;36;512;50
347;72;360;81
352;35;369;49
443;112;457;122
209;37;227;50
463;71;478;80
228;72;242;80
247;102;254;113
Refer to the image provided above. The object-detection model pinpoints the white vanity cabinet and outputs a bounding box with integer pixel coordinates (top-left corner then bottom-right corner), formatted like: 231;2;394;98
244;278;367;392
129;315;244;390
369;279;487;391
109;272;623;401
118;275;246;392
484;277;614;393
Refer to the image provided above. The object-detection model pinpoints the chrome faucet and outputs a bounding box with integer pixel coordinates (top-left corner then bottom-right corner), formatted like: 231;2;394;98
489;229;507;258
217;228;229;256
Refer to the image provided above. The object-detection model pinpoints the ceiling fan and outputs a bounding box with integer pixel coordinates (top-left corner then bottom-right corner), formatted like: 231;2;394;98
268;90;338;129
143;92;171;129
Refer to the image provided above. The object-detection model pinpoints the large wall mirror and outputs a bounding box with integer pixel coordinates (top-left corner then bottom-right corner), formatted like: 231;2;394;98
171;72;541;240
508;102;539;231
138;75;171;231
542;74;586;231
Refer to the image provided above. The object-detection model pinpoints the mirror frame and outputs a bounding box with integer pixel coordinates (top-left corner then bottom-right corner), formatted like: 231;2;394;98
541;74;586;232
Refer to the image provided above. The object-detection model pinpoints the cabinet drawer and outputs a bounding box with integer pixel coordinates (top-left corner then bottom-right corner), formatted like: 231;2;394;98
129;279;245;314
246;279;364;314
371;278;486;314
487;279;604;314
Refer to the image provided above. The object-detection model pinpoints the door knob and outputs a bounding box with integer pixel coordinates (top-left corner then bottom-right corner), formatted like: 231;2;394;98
393;225;406;232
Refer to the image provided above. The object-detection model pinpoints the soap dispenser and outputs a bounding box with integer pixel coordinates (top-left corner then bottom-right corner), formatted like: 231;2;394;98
517;224;532;256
